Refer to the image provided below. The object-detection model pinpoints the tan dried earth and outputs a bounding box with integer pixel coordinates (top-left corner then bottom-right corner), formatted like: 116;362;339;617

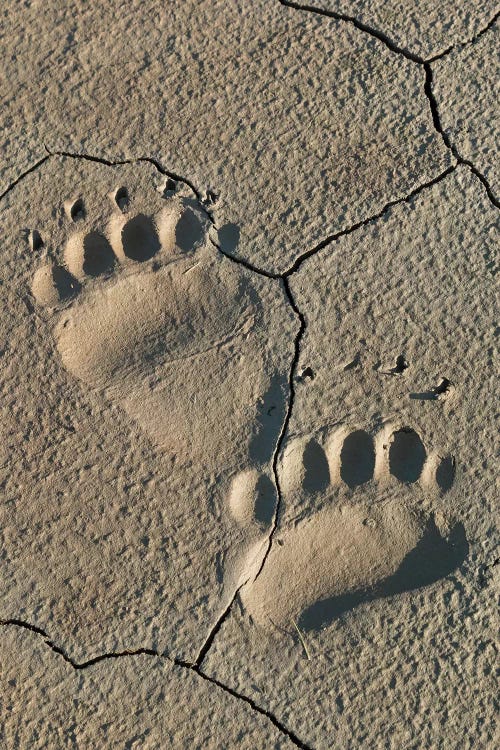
0;1;498;749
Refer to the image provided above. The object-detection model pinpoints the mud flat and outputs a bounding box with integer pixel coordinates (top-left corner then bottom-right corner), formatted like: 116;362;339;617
1;1;498;748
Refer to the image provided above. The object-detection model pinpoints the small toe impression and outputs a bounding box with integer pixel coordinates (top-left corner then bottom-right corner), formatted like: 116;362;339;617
228;469;277;531
65;197;86;222
121;214;161;261
389;428;426;484
436;455;456;494
32;263;79;307
113;186;129;211
340;430;375;488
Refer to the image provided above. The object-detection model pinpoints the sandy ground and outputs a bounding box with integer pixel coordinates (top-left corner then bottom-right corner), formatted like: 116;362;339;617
0;2;498;749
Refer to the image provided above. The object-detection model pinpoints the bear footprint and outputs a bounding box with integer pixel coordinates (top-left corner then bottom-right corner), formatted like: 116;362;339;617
230;424;467;631
29;177;267;465
30;185;248;382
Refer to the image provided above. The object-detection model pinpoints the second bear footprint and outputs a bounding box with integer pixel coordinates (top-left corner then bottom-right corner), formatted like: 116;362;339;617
229;424;466;630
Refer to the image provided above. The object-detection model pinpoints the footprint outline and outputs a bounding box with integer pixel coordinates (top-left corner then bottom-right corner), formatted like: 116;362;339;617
229;422;466;632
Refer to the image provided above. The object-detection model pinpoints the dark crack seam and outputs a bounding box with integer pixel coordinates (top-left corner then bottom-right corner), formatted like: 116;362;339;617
251;277;304;583
0;149;203;208
283;164;458;276
0;619;313;750
424;64;499;208
280;1;500;209
279;0;423;62
44;146;205;203
280;1;500;65
426;8;500;63
0;154;51;203
192;581;247;668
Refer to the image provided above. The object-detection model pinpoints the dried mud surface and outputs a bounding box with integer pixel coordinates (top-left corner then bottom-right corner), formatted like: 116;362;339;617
0;1;498;748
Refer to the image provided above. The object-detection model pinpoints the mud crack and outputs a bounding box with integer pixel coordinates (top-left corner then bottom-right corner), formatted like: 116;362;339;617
0;154;51;202
279;1;500;64
423;65;499;208
279;0;500;209
0;618;314;750
250;278;305;581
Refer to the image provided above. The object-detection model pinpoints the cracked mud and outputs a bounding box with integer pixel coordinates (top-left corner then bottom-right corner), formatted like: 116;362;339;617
1;1;498;749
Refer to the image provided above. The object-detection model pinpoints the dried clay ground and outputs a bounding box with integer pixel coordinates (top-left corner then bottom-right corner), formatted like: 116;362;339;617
0;2;499;749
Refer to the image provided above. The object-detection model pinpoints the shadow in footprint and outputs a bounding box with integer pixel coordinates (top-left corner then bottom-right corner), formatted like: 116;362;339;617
340;430;375;488
411;378;453;401
389;428;426;483
52;265;81;300
122;214;160;261
436;456;456;494
218;223;240;255
82;232;115;277
175;208;204;252
254;474;278;528
299;519;468;632
303;439;330;494
409;391;437;401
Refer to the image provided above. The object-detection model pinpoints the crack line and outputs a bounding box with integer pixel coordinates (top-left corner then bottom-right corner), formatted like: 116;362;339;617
185;663;314;750
1;618;313;750
279;1;500;65
192;583;246;668
251;277;305;581
0;154;51;203
283;164;457;276
427;9;500;63
279;0;423;62
0;619;157;669
423;65;499;208
279;0;499;210
44;146;204;203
